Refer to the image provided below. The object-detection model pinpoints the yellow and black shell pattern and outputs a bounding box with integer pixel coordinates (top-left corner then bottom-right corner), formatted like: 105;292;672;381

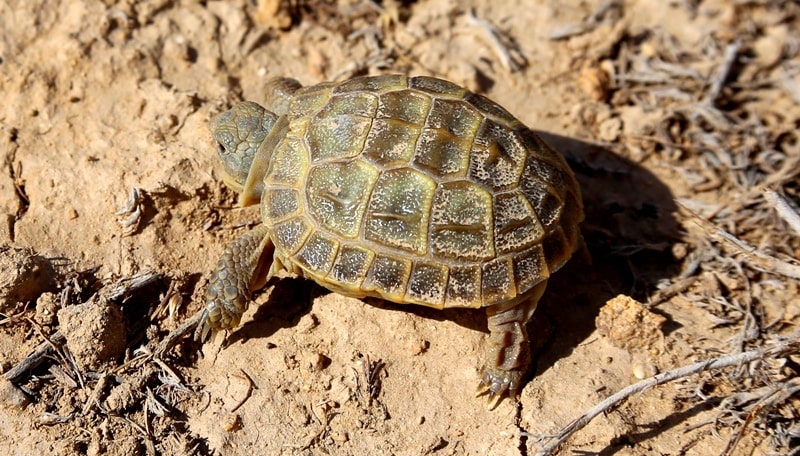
260;75;583;309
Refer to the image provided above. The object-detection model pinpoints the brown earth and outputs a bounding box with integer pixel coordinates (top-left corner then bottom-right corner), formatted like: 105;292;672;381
1;1;799;455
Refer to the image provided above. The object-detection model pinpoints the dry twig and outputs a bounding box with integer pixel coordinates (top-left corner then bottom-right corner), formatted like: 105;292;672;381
465;9;527;72
703;39;741;105
763;189;800;236
229;369;256;413
529;338;799;455
679;201;800;279
3;331;66;383
117;187;144;236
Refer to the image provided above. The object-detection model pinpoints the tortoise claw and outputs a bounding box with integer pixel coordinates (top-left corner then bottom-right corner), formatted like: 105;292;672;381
475;367;523;410
194;308;217;342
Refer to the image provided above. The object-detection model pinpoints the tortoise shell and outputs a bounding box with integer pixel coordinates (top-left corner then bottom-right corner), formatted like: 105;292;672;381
239;74;583;309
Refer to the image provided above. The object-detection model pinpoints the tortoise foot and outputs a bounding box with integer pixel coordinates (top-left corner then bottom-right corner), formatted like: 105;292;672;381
476;365;525;410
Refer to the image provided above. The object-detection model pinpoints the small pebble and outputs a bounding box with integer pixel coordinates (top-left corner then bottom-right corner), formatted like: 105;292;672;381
34;292;59;326
300;350;326;372
0;379;30;410
223;413;243;432
632;362;658;379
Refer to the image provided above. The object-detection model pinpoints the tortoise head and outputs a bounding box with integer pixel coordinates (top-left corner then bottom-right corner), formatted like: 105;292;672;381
211;101;279;205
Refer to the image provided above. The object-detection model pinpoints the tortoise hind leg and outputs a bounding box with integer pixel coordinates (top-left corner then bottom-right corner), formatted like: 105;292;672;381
477;280;547;409
198;224;275;340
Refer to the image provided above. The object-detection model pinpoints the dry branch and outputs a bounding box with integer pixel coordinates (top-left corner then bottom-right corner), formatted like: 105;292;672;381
530;338;799;455
3;331;66;383
679;201;800;279
764;189;800;236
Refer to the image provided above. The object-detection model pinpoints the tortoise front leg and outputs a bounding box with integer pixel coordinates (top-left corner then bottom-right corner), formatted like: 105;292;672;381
199;224;274;340
478;280;547;409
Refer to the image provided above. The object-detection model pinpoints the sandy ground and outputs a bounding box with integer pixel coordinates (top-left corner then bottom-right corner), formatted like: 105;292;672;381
1;0;799;455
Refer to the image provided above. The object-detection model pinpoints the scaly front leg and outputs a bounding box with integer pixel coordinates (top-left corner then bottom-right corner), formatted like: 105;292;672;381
199;224;274;340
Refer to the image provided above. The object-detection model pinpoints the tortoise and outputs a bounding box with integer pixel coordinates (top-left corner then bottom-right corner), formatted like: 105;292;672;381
200;74;583;406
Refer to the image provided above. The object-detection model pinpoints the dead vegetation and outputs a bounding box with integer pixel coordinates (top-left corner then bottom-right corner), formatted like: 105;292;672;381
531;1;800;453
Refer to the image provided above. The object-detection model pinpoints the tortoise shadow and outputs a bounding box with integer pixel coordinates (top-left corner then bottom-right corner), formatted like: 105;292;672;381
530;131;681;378
227;133;682;386
223;277;324;346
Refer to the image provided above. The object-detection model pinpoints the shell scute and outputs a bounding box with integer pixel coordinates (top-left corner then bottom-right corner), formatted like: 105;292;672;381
493;191;544;255
363;118;421;167
306;160;379;238
306;93;378;162
364;168;436;256
406;262;449;307
409;76;467;99
332;74;407;94
296;232;339;275
329;244;374;288
469;120;527;192
377;89;431;125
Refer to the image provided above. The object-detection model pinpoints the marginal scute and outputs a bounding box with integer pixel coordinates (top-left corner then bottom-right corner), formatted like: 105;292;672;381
365;168;436;255
306;160;379;238
561;190;584;248
296;232;339;275
265;136;307;186
520;180;563;231
482;257;516;305
430;181;494;261
271;218;312;255
329;244;374;287
519;128;566;165
445;265;482;308
363;254;412;301
406;262;449;307
465;92;521;127
332;74;407;94
542;226;571;272
521;153;569;195
409;76;467;99
513;244;549;295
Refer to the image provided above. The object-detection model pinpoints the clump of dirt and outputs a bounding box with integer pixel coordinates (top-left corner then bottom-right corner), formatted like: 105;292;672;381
595;294;666;352
0;246;56;312
57;298;127;370
0;378;29;410
33;292;59;327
